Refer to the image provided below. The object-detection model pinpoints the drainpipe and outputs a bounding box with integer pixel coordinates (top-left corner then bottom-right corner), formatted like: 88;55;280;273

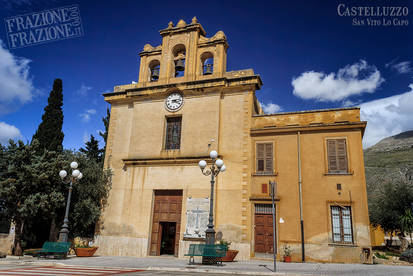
297;131;305;262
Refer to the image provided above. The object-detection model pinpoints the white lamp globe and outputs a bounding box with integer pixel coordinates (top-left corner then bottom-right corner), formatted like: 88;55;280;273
198;160;207;169
78;172;83;179
72;169;80;178
209;150;218;159
70;161;78;169
215;159;224;168
59;170;67;179
220;164;226;172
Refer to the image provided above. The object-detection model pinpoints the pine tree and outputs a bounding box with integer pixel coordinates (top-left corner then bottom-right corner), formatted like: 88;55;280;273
32;79;64;152
80;135;103;163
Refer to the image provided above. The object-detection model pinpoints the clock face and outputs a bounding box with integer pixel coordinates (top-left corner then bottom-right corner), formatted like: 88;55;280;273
165;92;184;112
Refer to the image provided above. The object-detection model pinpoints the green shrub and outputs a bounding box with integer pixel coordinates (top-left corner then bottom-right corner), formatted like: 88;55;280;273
374;252;388;259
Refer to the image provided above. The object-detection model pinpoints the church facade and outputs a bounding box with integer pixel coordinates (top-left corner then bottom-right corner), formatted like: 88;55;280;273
95;18;372;263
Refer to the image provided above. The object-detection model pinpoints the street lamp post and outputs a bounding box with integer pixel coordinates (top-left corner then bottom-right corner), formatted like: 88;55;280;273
198;150;226;247
58;161;83;242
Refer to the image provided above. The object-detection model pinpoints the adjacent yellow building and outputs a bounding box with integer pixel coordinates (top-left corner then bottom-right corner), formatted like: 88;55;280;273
95;18;372;263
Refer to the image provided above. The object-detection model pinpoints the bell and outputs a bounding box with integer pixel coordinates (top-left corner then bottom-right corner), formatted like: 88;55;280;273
175;59;185;71
204;64;213;75
151;68;159;80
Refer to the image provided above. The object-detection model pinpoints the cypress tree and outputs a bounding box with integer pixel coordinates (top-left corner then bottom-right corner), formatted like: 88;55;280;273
32;79;64;152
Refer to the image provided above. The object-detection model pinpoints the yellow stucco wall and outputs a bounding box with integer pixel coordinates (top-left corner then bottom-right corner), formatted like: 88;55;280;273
370;225;386;247
250;112;371;263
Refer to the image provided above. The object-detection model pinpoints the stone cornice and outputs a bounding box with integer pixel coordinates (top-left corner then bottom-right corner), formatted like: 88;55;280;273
122;155;222;167
159;23;206;37
103;75;262;102
249;196;280;201
250;121;367;136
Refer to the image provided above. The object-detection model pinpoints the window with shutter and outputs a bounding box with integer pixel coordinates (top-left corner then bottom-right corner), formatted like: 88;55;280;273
330;206;353;244
165;117;182;150
326;139;348;173
256;143;273;174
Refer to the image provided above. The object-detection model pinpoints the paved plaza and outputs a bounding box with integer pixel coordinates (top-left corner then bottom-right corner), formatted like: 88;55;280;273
1;256;413;275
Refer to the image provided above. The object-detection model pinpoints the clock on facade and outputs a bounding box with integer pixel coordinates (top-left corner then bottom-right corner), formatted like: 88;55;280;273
165;92;184;112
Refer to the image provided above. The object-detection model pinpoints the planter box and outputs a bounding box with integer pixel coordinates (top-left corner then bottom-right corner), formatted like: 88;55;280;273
220;249;239;262
75;247;98;257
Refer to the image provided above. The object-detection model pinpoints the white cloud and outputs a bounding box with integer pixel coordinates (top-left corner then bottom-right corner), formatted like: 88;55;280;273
361;84;413;148
76;84;92;96
386;60;412;74
0;121;22;144
292;60;384;102
79;109;97;123
260;102;282;114
0;40;33;111
83;131;89;144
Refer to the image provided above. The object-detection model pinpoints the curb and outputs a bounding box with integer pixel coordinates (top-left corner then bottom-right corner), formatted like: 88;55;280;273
147;266;293;275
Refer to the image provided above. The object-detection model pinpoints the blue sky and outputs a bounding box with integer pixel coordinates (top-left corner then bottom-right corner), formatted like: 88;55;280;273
0;0;412;149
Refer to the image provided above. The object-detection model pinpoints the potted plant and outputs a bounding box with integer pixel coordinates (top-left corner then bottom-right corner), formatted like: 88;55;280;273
283;244;292;262
74;240;98;257
219;240;239;262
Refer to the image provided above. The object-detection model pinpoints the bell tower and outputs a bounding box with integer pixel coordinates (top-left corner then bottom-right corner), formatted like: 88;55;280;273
137;17;228;85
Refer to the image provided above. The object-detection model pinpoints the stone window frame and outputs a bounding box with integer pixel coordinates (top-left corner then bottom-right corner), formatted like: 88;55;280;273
324;137;352;175
255;142;274;175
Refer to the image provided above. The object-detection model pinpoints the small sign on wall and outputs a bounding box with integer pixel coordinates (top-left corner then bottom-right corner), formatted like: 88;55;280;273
184;197;209;239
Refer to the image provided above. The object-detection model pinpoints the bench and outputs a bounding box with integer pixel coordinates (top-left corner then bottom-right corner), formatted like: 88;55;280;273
37;242;71;259
185;244;227;265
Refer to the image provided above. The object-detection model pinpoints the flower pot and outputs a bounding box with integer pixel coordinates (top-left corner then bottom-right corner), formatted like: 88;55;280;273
283;256;292;262
220;249;239;262
75;247;98;257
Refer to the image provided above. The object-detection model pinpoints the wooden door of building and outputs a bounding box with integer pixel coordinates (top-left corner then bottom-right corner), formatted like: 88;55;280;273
254;204;274;253
149;190;182;256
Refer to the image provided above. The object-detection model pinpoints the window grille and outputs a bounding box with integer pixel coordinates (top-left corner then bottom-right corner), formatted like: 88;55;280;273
331;206;353;244
165;117;182;150
255;204;273;214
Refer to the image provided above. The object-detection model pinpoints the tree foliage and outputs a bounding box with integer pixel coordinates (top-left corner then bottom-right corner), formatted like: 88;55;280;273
32;79;64;152
400;209;413;246
0;140;112;254
99;108;110;146
79;135;103;164
369;172;413;237
0;140;66;254
66;151;112;238
99;107;110;162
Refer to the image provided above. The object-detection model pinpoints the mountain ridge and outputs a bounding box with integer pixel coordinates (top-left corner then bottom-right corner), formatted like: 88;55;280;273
365;130;413;153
